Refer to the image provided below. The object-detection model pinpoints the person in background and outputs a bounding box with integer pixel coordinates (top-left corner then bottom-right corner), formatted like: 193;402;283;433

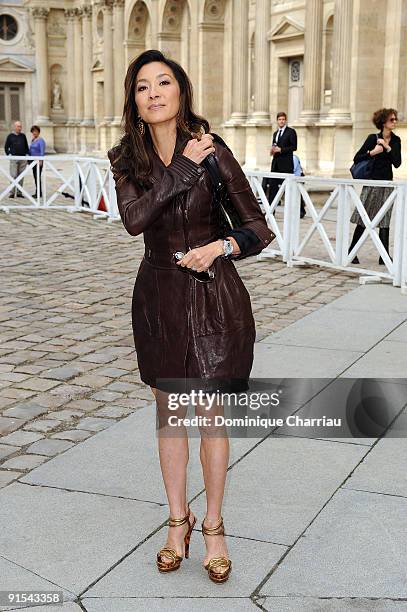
348;108;401;265
4;120;29;198
293;153;306;219
268;111;297;206
29;125;46;198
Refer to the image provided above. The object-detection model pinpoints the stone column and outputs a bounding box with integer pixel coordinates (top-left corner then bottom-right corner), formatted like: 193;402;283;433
81;4;94;126
329;0;353;120
31;7;51;122
247;0;269;125
64;8;76;124
299;0;323;122
112;0;125;125
73;8;84;123
227;0;248;124
103;0;114;122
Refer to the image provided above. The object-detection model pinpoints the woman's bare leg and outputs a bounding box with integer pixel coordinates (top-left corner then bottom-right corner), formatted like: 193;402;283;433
153;386;196;565
196;396;230;573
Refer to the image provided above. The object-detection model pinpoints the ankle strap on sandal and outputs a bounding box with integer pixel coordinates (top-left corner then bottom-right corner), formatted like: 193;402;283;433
202;516;224;535
168;507;190;527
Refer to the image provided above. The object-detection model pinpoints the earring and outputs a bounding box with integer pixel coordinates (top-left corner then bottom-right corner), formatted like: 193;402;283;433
137;115;145;136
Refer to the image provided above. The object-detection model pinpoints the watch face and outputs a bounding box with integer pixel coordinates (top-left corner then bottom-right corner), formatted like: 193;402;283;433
224;239;233;256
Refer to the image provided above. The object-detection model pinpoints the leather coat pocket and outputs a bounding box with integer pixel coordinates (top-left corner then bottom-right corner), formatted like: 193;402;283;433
192;260;253;336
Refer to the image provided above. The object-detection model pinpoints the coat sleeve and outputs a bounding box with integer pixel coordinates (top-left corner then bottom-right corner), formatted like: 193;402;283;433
214;141;274;259
353;134;376;163
388;136;401;168
4;135;10;155
107;149;205;236
280;128;297;155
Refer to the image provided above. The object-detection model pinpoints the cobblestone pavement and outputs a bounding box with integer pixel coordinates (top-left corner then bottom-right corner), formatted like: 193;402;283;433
0;208;359;488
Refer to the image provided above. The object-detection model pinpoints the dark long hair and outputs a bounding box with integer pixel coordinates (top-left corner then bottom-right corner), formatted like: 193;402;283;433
109;49;210;189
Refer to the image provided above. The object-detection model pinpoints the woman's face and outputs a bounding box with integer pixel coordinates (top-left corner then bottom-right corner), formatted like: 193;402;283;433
135;61;181;127
384;113;397;131
32;129;39;139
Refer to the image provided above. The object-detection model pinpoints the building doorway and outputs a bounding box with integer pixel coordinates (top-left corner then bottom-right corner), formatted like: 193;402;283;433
0;83;24;150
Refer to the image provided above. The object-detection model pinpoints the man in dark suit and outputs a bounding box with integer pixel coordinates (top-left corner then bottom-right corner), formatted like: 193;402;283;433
267;111;297;206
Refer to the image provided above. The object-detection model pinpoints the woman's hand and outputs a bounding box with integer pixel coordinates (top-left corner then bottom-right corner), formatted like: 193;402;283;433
377;138;391;152
176;241;222;272
182;133;215;165
369;144;384;156
176;238;241;272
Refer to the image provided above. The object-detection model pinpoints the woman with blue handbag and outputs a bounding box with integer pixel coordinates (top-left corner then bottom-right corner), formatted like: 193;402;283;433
348;108;401;264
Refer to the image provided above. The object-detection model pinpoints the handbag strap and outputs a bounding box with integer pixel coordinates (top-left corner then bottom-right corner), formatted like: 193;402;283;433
202;133;233;195
202;153;224;196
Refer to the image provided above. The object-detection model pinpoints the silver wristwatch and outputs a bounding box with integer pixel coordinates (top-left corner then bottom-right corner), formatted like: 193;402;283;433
222;239;233;258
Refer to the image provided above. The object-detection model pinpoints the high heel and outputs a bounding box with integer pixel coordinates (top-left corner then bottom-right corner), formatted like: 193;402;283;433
201;516;232;583
156;506;196;572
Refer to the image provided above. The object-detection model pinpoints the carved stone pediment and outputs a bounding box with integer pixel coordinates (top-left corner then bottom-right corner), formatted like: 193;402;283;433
267;17;304;42
0;57;34;72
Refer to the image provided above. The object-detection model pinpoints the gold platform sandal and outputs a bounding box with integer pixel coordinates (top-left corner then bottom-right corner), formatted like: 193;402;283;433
156;506;196;573
201;516;232;583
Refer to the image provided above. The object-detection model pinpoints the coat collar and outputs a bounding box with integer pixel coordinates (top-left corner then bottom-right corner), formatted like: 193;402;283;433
146;127;191;168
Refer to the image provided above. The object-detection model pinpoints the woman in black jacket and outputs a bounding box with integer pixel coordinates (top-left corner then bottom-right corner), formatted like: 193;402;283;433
349;108;401;264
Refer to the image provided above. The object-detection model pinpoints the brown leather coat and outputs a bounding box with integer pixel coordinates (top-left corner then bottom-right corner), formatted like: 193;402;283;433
108;131;273;392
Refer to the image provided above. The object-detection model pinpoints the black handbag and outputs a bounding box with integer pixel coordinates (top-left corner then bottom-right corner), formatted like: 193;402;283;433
203;151;242;232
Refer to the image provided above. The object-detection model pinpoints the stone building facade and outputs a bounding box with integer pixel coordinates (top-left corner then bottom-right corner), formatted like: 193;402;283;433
1;0;407;177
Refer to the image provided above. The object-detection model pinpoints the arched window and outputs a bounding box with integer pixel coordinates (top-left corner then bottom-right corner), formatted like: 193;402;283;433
0;14;18;41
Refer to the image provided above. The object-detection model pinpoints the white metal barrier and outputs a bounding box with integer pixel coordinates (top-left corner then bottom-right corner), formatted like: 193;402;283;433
1;155;406;293
0;155;120;220
247;171;407;294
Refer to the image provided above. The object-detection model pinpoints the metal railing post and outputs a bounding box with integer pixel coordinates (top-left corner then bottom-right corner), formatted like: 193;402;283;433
108;168;119;219
282;177;292;263
400;184;407;294
73;159;82;209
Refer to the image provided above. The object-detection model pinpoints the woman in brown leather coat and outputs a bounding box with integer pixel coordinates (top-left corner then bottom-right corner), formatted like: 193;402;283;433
108;50;273;584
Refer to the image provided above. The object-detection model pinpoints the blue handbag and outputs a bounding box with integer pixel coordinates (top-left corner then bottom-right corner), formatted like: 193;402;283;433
350;158;375;179
350;134;379;179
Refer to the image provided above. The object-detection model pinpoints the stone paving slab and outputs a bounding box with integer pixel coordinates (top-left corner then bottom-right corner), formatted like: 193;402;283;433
83;597;259;611
325;283;407;313
340;340;407;377
260;308;406;352
259;597;407;611
253;343;363;378
84;529;284;599
190;436;368;545
342;411;407;497
386;321;407;343
0;556;75;611
19;404;258;503
259;488;407;598
0;482;167;595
